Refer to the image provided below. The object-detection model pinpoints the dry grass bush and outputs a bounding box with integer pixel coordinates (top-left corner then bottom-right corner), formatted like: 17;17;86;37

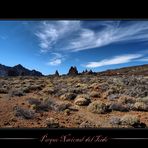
46;117;60;128
109;116;121;125
27;98;41;105
9;89;25;97
132;102;148;111
137;96;148;104
74;97;90;106
13;106;35;119
79;121;96;128
90;91;100;98
109;103;129;112
117;96;136;104
87;101;108;114
0;87;8;94
120;115;140;126
60;93;77;101
22;84;43;93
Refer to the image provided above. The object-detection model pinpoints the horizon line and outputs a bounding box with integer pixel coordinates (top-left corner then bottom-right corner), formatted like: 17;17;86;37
0;63;148;76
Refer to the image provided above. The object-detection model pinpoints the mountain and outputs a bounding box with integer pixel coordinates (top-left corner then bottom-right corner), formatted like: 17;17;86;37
0;64;43;77
0;64;11;77
98;64;148;76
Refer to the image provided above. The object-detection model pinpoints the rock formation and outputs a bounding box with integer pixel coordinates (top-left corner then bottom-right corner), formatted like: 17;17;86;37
67;66;78;76
55;70;59;76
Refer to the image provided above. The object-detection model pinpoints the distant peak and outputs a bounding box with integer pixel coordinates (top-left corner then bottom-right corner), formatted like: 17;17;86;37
15;64;23;66
14;64;24;68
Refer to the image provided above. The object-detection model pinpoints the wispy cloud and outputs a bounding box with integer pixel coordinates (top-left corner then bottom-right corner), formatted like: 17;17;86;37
35;21;80;53
84;54;143;68
137;57;148;62
35;21;148;52
47;53;64;66
0;35;7;40
48;59;62;66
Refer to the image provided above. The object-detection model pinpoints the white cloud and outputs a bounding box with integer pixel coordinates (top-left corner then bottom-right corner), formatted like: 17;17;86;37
35;21;148;53
35;21;81;52
47;59;61;66
85;54;143;68
65;21;148;52
47;52;64;66
137;57;148;62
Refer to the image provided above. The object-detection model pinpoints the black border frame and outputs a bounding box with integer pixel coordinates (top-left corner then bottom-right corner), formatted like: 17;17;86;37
0;15;148;146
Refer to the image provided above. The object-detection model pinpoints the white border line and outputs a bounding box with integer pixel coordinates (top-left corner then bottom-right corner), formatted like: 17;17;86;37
112;138;148;140
0;138;37;140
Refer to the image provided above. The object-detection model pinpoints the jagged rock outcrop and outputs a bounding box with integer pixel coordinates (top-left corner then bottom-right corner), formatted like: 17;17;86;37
0;64;43;77
67;66;78;76
82;69;94;75
55;70;59;76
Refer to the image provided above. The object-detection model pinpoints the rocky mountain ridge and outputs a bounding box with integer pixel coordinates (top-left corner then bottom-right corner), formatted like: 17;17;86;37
0;63;148;77
0;64;43;76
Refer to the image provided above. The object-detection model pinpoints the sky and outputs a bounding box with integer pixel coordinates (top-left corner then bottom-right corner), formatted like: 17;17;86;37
0;20;148;75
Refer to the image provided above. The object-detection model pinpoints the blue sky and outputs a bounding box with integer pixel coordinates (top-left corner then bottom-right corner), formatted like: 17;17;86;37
0;20;148;75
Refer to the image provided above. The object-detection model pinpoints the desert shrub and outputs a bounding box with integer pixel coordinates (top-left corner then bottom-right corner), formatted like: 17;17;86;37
9;89;25;97
120;115;140;126
87;101;108;114
74;97;90;106
37;99;55;112
118;97;136;104
90;91;100;98
27;98;41;105
112;78;124;85
81;77;91;83
28;98;70;113
79;121;96;128
89;83;100;89
42;87;55;95
100;83;109;91
56;103;71;112
68;105;79;112
64;109;70;115
22;86;30;93
27;98;57;112
109;103;129;112
68;88;83;94
132;102;148;111
75;83;87;88
128;87;147;98
137;96;148;104
76;94;90;99
107;87;120;95
0;80;6;86
0;87;8;94
29;85;43;91
35;103;49;112
23;85;43;93
31;104;37;110
109;116;121;125
13;106;34;119
60;93;77;100
43;99;66;112
46;117;60;128
132;122;146;128
107;94;119;100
